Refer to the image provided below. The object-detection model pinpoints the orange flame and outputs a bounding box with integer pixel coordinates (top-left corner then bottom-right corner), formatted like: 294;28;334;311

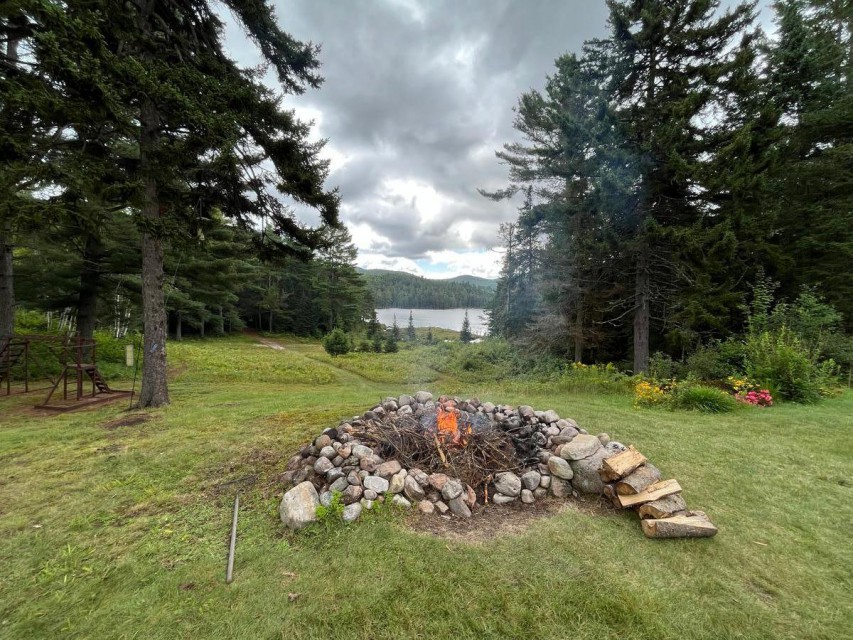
436;402;472;446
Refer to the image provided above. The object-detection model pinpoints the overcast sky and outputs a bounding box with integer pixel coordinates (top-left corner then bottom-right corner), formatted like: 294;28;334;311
223;0;772;280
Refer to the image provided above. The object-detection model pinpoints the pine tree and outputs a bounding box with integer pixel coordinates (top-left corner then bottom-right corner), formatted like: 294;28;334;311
426;327;434;345
460;310;473;343
767;0;853;328
587;0;757;372
406;310;416;342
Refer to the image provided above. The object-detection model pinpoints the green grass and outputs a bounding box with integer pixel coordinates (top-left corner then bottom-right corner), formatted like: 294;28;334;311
0;336;851;639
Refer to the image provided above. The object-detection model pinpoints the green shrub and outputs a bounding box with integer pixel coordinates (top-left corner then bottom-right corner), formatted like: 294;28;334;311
559;362;635;394
322;329;350;357
649;352;678;380
671;383;738;413
684;339;746;382
744;326;838;403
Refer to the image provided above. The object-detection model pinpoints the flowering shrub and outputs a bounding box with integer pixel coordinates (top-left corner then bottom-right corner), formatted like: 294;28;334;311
727;376;759;394
738;389;773;407
633;380;670;408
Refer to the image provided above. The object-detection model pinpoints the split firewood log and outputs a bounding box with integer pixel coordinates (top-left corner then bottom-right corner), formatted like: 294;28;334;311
599;446;647;482
637;494;687;519
640;511;718;538
617;479;681;508
615;463;661;495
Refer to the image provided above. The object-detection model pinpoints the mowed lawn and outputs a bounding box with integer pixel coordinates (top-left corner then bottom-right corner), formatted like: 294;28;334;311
0;337;851;640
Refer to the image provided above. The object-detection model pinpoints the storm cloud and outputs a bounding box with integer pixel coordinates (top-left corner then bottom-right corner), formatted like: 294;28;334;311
223;0;771;278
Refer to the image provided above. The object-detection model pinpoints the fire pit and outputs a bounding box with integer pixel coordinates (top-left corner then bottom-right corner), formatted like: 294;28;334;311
278;391;718;539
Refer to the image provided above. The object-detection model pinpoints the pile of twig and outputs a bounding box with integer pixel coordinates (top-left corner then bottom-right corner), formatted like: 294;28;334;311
354;416;523;490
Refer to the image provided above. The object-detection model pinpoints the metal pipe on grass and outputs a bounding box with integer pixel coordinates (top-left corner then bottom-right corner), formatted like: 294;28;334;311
226;492;239;584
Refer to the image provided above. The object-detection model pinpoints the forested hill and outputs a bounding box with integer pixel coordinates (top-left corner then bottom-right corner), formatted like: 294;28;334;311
361;270;495;308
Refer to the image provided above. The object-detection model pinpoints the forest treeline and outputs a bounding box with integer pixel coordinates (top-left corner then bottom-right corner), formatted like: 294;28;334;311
363;271;494;309
485;0;852;374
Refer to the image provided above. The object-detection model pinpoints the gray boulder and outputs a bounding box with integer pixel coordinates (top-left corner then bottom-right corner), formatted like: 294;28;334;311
550;478;572;498
415;390;433;404
313;457;334;475
392;494;412;509
388;470;407;494
492;493;517;505
398;394;415;406
521;489;535;504
560;434;603;461
351;444;373;459
363;475;390;494
341;485;363;504
342;502;362;523
521;470;541;491
547;456;574;480
375;460;402;478
448;496;472;518
493;472;522;497
441;478;464;501
542;409;561;424
404;475;426;501
569;448;612;495
279;481;319;530
329;477;349;493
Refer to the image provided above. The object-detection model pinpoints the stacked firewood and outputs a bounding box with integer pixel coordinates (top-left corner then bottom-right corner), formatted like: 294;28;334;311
599;447;718;538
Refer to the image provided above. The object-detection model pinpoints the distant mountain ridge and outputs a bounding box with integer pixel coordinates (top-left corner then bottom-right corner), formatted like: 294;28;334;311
359;269;496;309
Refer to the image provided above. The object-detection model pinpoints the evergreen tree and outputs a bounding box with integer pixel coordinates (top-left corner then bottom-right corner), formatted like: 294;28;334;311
323;328;350;357
391;315;401;341
426;327;434;345
384;328;399;353
585;0;757;372
767;0;853;328
406;310;416;341
460;310;473;343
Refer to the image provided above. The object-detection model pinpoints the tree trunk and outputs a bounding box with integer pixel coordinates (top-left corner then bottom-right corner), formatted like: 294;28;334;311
76;233;104;341
574;303;584;362
175;311;182;341
137;95;169;408
0;33;20;339
633;241;650;374
0;221;14;338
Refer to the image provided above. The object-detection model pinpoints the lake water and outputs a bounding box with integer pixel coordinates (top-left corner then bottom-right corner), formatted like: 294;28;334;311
375;308;488;336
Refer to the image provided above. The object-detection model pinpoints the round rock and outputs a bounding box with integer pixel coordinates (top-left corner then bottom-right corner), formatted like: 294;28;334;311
418;500;435;514
521;489;535;504
493;472;521;497
329;476;349;493
560;434;603;461
521;470;541;491
388;470;407;494
448;496;472;518
391;494;412;509
363;475;390;494
375;460;402;478
279;481;319;530
313;457;334;475
441;478;464;501
404;475;426;501
342;502;362;523
548;456;574;480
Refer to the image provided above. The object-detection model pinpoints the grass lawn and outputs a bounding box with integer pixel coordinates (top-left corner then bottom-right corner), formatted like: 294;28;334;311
1;336;851;639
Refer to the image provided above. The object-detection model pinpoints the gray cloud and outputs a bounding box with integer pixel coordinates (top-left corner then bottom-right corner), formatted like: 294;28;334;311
223;0;773;277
